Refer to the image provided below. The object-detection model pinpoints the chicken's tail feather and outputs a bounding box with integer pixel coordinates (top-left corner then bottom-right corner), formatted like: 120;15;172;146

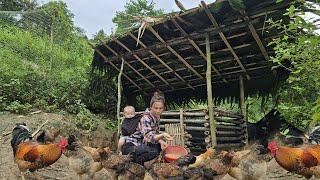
11;123;32;156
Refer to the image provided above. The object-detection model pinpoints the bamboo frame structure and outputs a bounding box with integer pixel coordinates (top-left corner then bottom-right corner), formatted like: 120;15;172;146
128;32;195;90
113;38;172;87
99;39;155;88
89;42;147;95
148;26;204;80
93;0;292;150
171;18;228;83
201;1;250;80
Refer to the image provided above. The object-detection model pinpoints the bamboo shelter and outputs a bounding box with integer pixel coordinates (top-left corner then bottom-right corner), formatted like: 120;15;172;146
92;0;292;149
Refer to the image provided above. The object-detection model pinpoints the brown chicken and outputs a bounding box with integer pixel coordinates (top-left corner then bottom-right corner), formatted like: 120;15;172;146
224;145;268;180
35;127;61;144
118;162;146;180
189;148;215;167
11;124;68;180
150;154;197;179
82;146;111;161
268;140;320;179
66;135;108;180
98;148;137;179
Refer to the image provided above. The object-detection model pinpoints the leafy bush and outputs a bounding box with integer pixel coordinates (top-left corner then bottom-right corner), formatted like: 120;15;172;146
5;101;32;114
75;105;99;131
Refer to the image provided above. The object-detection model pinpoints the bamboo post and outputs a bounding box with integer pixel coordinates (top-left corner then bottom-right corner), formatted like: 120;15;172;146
205;33;217;148
179;108;185;146
239;75;248;145
116;58;125;152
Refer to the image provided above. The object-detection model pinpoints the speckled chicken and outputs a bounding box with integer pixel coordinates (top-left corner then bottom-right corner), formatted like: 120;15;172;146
222;145;268;180
65;135;107;180
150;154;197;179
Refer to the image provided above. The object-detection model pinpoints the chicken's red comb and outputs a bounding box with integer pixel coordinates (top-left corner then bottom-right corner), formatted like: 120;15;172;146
268;140;277;149
59;138;68;146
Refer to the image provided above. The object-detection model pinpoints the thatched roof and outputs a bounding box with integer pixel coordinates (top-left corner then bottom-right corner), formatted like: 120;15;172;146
91;0;291;105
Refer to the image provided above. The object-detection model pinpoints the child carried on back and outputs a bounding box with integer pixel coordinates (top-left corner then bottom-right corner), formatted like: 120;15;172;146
118;106;136;153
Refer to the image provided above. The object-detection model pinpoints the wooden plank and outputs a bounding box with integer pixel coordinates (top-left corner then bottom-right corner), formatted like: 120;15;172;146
205;33;217;148
201;1;250;80
88;42;147;95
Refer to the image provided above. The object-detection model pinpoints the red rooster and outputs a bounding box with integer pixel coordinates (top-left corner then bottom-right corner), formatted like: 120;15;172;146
268;140;320;179
11;123;68;180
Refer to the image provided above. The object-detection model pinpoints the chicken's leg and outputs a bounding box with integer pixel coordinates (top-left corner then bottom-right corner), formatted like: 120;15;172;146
20;171;25;180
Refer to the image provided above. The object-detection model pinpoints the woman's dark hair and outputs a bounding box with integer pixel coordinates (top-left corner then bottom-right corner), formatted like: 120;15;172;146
150;95;165;107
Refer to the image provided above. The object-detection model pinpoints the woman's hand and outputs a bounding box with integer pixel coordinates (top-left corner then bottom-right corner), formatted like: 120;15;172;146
159;139;168;150
161;132;173;141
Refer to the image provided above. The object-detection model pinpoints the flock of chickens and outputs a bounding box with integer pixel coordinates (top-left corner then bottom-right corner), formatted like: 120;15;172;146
10;123;320;180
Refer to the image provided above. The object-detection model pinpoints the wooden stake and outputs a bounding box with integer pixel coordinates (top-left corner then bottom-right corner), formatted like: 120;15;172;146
239;75;248;145
179;108;185;146
205;33;217;147
116;58;125;152
32;119;49;138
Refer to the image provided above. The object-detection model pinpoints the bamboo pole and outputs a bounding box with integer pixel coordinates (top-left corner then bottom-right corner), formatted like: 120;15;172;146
239;75;249;146
179;108;185;146
160;119;207;124
116;58;125;153
205;33;217;148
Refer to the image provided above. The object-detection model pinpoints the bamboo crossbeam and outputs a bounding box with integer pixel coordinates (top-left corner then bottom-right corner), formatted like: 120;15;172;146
159;68;273;94
88;42;147;95
217;136;245;141
160;119;207;124
129;45;273;85
99;40;155;88
216;130;244;135
160;117;243;125
131;65;271;93
160;125;242;131
161;111;207;117
201;1;250;80
129;25;273;64
113;39;171;87
216;143;244;148
214;109;243;119
171;18;227;83
128;32;195;90
148;26;204;80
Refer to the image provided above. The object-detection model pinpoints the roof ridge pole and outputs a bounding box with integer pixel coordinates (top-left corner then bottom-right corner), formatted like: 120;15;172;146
88;42;147;95
99;39;156;88
171;18;228;83
239;75;248;147
113;39;173;89
201;1;251;80
205;33;217;148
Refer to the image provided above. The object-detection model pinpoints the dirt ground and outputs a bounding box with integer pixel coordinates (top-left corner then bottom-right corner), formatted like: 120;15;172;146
0;112;117;180
0;112;309;180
